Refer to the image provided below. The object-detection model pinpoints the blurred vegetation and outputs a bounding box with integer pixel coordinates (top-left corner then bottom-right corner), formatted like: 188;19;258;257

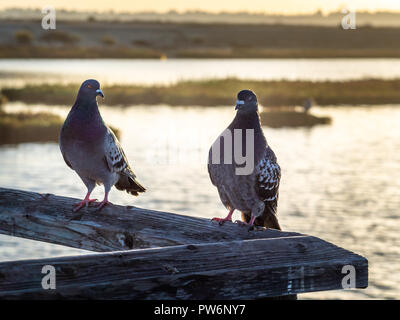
87;16;96;23
4;22;400;58
100;35;116;46
260;110;331;128
3;46;400;59
132;39;152;47
0;45;164;59
0;111;120;145
14;30;34;45
0;111;63;144
174;48;400;58
0;93;7;107
39;31;81;45
2;79;400;107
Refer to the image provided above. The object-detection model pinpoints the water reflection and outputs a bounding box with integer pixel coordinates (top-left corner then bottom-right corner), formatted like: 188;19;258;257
2;58;400;88
0;104;399;300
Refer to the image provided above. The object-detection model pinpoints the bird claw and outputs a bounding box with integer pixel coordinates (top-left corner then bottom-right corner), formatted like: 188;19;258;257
96;200;110;211
235;220;255;231
73;199;97;212
235;220;247;225
211;217;232;225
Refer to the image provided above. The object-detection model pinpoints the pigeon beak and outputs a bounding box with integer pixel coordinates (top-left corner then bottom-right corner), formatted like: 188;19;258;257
96;89;104;98
235;99;244;110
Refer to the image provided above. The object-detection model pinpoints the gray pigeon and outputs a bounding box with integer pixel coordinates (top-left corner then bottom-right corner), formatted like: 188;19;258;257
303;97;313;113
208;90;281;229
59;79;145;212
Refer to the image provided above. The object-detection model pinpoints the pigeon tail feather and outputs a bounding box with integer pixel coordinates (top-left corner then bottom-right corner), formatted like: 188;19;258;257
242;205;281;230
259;206;281;230
115;169;146;196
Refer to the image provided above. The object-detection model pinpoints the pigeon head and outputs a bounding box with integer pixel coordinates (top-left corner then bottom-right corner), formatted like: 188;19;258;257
235;90;258;113
78;79;104;101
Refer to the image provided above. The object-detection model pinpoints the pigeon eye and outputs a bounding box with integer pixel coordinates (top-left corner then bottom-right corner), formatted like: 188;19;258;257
87;84;92;89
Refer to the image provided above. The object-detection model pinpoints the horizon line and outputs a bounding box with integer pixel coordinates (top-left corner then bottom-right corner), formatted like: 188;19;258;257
3;6;400;17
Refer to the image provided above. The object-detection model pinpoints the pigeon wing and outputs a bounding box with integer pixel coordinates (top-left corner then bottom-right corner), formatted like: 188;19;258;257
103;128;129;174
255;149;281;214
207;148;217;186
59;130;73;169
103;128;146;195
61;150;73;169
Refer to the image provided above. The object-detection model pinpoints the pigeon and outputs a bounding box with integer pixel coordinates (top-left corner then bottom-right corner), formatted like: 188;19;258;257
59;79;145;212
208;89;281;229
303;97;313;113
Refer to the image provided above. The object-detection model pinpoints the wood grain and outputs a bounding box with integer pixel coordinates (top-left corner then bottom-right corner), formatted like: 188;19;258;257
0;236;368;299
0;187;301;252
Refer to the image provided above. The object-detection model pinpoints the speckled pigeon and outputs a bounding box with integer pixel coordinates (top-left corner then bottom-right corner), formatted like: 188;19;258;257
59;79;145;212
208;90;281;229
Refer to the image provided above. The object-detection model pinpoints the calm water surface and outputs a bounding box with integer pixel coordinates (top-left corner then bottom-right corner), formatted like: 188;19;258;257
2;58;400;87
0;103;399;300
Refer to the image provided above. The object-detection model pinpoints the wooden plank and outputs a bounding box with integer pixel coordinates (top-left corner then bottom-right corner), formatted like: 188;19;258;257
0;236;368;300
0;187;301;252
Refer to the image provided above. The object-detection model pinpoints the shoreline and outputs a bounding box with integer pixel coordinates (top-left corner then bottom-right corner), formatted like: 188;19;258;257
2;78;400;107
2;21;400;59
0;110;120;145
2;46;400;59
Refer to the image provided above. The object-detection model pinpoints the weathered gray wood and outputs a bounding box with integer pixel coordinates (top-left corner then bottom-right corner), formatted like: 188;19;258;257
0;236;368;300
0;187;302;252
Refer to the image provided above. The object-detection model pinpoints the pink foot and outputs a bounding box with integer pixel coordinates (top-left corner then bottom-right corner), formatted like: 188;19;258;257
73;198;97;212
235;216;256;227
94;191;110;211
235;220;251;226
96;200;110;211
211;217;232;225
211;209;234;225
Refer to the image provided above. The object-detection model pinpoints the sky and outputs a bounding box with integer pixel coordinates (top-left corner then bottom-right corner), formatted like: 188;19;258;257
2;0;400;14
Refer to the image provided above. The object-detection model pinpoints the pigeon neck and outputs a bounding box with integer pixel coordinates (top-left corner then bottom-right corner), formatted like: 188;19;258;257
233;110;261;129
232;110;267;160
70;97;105;130
73;96;100;114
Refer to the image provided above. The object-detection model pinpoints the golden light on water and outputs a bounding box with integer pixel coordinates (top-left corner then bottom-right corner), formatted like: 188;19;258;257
1;0;400;301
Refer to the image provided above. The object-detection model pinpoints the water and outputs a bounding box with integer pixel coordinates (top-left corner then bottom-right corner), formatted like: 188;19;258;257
1;103;399;300
2;58;400;88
